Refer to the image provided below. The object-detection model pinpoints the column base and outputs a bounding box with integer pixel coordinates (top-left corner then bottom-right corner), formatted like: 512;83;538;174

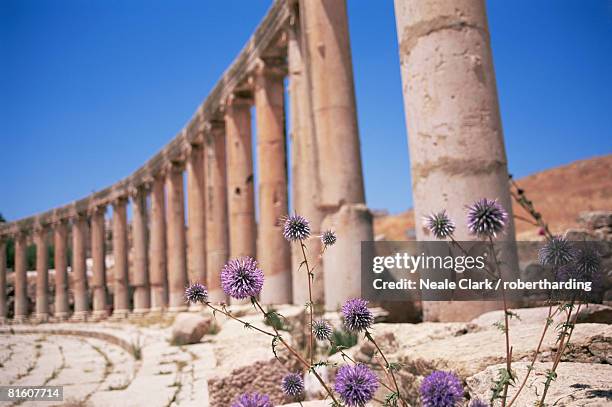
111;309;129;320
54;312;70;322
148;307;164;316
34;313;50;323
0;317;6;325
167;305;188;313
13;315;27;324
70;312;89;322
91;310;110;321
132;308;150;316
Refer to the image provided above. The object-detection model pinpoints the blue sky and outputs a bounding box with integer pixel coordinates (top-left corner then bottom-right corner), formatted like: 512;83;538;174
1;0;611;221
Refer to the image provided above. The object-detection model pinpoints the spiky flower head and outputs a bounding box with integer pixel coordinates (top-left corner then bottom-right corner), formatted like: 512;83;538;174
184;282;208;304
231;392;273;407
312;319;333;341
283;214;311;242
281;372;304;398
466;198;508;238
423;210;456;239
419;371;464;407
341;298;373;333
334;364;379;407
321;230;337;247
221;257;264;300
469;399;489;407
574;245;601;277
538;236;576;266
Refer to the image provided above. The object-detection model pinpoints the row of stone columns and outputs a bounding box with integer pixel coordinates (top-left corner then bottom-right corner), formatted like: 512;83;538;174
0;0;373;322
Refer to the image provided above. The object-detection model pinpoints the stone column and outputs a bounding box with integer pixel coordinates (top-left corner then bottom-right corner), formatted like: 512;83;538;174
53;220;70;319
90;205;108;318
150;175;168;311
112;198;129;317
186;143;207;285
254;60;292;304
204;121;229;303
394;0;518;321
0;239;6;323
225;94;257;260
166;161;188;311
301;0;373;310
132;186;151;314
34;225;49;321
288;14;325;305
13;232;27;322
72;213;89;319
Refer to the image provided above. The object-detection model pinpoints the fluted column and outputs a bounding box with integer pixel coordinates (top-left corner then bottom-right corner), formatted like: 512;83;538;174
0;238;6;323
254;61;292;304
394;0;517;321
225;94;257;263
112;198;129;317
13;232;27;322
187;143;207;285
34;225;49;321
90;205;108;318
166;161;188;311
150;175;168;311
72;213;89;319
132;186;150;314
53;220;69;319
301;0;373;310
288;16;325;305
205;121;229;303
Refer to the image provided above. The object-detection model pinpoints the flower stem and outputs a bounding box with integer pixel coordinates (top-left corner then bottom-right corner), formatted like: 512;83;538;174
299;240;315;366
364;330;407;407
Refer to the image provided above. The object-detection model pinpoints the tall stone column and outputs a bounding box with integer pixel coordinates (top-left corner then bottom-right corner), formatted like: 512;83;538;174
186;144;207;285
301;0;373;310
165;161;188;311
53;220;70;319
150;175;168;311
288;14;325;305
112;198;129;317
132;186;150;314
13;231;27;322
90;205;108;318
204;121;229;303
72;213;89;319
34;225;49;321
0;239;6;323
254;60;292;304
394;0;517;321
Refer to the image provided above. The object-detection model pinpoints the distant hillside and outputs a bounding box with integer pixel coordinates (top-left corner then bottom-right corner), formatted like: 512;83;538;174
374;155;612;240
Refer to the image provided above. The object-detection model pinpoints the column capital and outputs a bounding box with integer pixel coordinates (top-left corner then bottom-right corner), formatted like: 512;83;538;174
88;203;107;217
253;57;287;79
225;92;253;109
111;195;128;209
128;183;150;200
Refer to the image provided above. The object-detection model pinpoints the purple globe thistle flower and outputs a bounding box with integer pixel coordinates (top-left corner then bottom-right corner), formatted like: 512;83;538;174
221;257;264;300
281;372;304;398
341;298;374;333
312;319;333;341
469;399;489;407
423;210;456;239
184;282;208;304
574;246;601;277
538;236;576;266
321;230;337;247
419;371;464;407
466;198;508;238
283;214;311;242
231;392;273;407
334;364;379;407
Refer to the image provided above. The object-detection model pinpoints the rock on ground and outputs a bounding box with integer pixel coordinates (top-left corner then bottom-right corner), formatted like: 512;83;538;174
170;312;212;345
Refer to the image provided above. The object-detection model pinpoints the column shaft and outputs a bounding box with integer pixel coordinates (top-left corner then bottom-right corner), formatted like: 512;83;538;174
288;17;325;305
13;234;27;321
112;199;129;316
132;188;150;313
34;227;49;320
225;97;257;260
255;65;291;304
187;145;207;285
394;0;518;321
53;221;69;318
301;0;373;310
72;215;89;317
91;206;108;317
205;123;229;303
166;163;188;311
150;176;168;311
0;240;6;322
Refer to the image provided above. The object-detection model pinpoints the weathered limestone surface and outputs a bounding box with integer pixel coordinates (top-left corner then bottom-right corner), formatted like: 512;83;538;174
170;312;212;345
467;362;612;406
393;0;518;321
